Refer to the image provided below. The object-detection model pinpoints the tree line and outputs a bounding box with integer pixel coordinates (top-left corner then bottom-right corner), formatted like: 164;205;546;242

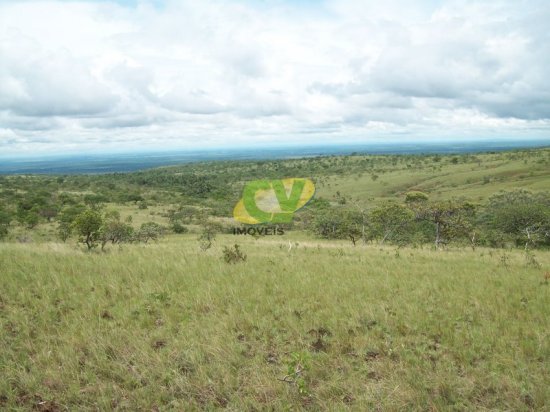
0;186;549;250
304;190;550;250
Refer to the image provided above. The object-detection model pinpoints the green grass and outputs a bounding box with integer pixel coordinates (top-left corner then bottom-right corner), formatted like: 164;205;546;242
1;235;549;410
1;148;549;409
315;152;550;204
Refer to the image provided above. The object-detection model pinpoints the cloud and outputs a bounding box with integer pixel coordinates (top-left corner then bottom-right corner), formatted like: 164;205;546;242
0;19;120;118
0;0;548;155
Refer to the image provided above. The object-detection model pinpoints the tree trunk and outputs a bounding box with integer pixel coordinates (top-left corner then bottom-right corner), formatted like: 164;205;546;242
381;230;391;245
435;222;441;250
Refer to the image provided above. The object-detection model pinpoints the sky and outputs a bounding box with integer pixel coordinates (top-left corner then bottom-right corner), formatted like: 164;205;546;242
0;0;549;156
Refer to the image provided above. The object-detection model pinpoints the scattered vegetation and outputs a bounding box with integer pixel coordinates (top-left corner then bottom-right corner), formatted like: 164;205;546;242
222;243;247;263
0;147;549;409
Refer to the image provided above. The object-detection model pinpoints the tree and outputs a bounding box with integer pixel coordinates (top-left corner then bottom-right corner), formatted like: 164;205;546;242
178;206;197;223
483;190;550;249
445;201;477;249
411;200;476;249
312;208;363;245
136;222;164;243
16;195;41;229
84;194;108;209
369;203;414;245
72;209;104;249
99;212;134;250
349;199;369;244
19;208;40;229
57;204;86;242
197;222;222;250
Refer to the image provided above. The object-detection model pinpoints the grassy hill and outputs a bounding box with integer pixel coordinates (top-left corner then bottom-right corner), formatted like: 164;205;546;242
1;147;549;410
1;236;549;410
315;150;550;204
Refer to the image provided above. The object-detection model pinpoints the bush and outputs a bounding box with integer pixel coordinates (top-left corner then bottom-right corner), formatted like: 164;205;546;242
197;222;223;250
172;222;188;234
222;244;247;264
482;190;550;249
136;222;164;243
100;219;134;250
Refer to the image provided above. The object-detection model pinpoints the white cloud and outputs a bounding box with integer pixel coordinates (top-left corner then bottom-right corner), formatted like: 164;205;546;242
0;0;549;155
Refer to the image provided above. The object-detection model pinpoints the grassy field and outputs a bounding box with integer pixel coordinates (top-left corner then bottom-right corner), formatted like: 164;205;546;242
1;235;549;410
1;148;549;410
313;150;550;204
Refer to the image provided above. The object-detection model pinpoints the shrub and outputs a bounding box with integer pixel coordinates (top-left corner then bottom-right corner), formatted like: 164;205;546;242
222;244;247;264
172;222;188;234
136;222;164;243
100;218;134;250
197;222;222;251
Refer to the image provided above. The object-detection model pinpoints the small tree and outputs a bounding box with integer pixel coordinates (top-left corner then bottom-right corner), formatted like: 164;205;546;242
57;204;86;242
411;200;476;249
23;209;41;229
136;222;164;243
312;208;363;245
369;203;414;245
349;199;369;244
198;222;222;250
99;212;134;250
72;209;104;249
483;190;550;249
83;194;108;209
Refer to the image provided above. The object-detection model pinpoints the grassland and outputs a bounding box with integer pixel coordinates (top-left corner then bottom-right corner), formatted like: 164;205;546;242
312;149;550;205
1;148;549;410
1;235;549;411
